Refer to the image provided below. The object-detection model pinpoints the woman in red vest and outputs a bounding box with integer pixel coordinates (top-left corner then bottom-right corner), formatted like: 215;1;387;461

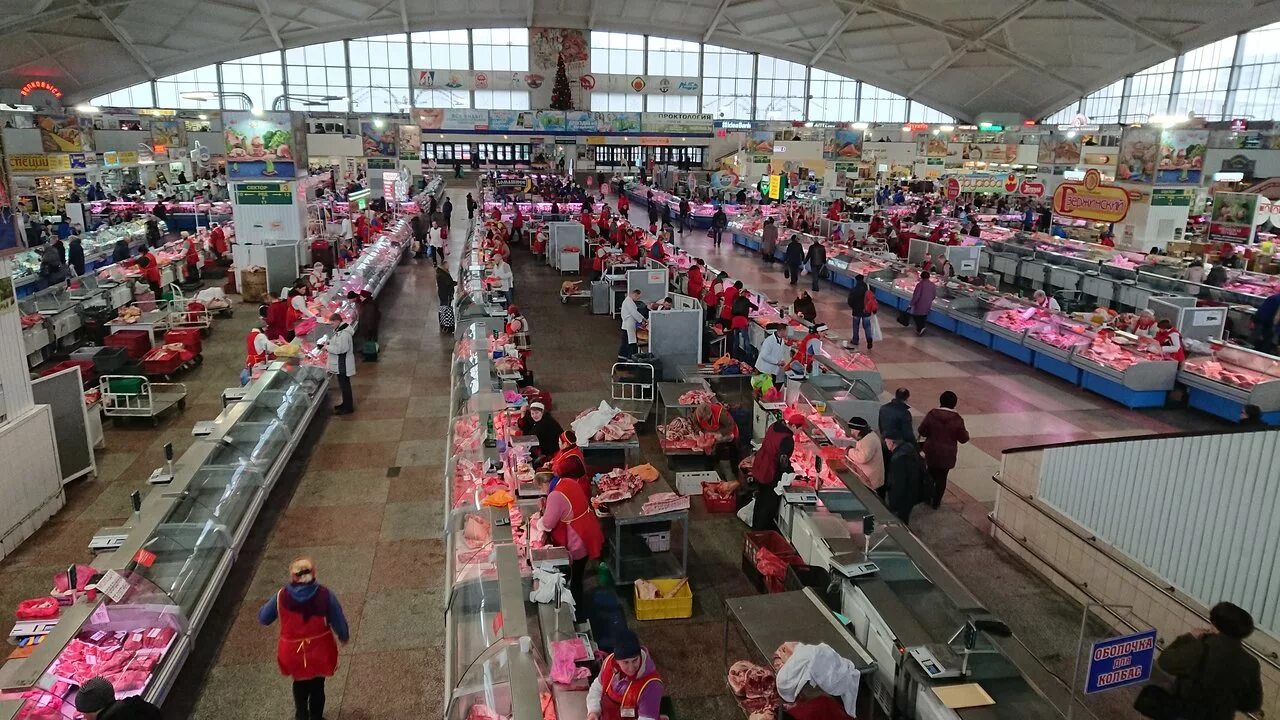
544;431;589;498
686;260;704;300
586;629;664;720
182;231;201;281
1152;319;1186;362
258;557;350;720
694;401;739;470
750;411;803;530
535;468;603;621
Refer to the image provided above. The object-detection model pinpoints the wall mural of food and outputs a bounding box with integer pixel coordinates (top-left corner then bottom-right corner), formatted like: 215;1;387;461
223;111;296;180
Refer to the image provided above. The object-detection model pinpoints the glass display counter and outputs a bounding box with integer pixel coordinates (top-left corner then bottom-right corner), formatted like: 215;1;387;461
1071;334;1178;407
11;219;162;295
1022;315;1095;383
1181;345;1280;422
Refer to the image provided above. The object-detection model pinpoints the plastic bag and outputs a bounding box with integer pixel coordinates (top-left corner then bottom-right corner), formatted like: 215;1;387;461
16;597;59;620
869;314;884;341
750;373;774;394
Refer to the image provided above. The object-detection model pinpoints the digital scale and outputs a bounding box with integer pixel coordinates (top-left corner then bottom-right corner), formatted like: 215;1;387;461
191;421;218;437
88;528;131;553
831;559;880;579
147;443;177;484
782;487;818;505
909;646;962;680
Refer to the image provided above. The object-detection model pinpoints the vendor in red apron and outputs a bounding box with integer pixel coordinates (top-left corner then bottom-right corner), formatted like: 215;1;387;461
586;629;664;720
541;431;590;498
258;557;350;720
694;401;740;473
750;410;803;530
787;323;826;377
534;470;603;622
1151;319;1186;362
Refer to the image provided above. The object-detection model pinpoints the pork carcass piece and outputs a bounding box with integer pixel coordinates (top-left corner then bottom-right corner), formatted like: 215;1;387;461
728;661;777;698
463;514;492;549
772;641;798;671
677;388;718;406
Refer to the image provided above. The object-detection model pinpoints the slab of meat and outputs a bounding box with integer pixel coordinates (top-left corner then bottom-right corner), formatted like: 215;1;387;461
728;661;776;699
596;468;643;497
677;388;717;406
641;492;689;515
772;641;798;671
574;407;638;441
755;548;790;593
463;514;492;549
467;704;506;720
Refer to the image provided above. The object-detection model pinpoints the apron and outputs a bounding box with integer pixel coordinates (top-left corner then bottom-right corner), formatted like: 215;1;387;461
696;403;739;444
245;329;269;368
552;445;589;496
1154;328;1186;361
599;653;662;720
548;477;604;560
275;587;339;680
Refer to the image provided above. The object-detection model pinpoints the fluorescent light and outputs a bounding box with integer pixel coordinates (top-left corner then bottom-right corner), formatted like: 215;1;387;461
931;129;940;135
180;91;214;102
939;125;954;132
76;104;100;113
851;122;869;130
373;118;385;128
1066;131;1077;139
250;107;264;116
198;114;208;120
1150;113;1189;127
1214;172;1244;182
901;125;911;132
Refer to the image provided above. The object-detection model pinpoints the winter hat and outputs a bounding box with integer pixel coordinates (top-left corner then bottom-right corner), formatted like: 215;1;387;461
614;629;642;659
75;677;115;713
529;402;545;412
290;557;316;583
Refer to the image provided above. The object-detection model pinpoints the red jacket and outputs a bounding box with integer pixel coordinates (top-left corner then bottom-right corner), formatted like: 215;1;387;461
917;408;970;471
142;252;161;284
720;285;739;320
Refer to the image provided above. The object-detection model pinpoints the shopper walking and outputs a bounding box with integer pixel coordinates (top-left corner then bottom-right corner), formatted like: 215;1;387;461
805;238;827;292
1149;602;1262;720
847;274;877;350
761;218;778;264
711;205;727;248
783;235;804;285
678;197;690;235
442;195;453;227
428;220;444;268
879;388;914;464
74;676;162;720
259;557;350;720
884;436;925;525
67;235;85;277
916;391;970;509
908;271;936;335
466;192;477;221
325;313;357;415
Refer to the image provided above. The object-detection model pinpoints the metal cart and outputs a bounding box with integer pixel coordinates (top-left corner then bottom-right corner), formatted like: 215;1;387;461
164;284;214;333
98;375;188;426
559;279;591;304
611;362;655;422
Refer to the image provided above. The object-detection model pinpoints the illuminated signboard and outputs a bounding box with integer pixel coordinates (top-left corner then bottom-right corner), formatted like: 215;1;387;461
19;81;62;99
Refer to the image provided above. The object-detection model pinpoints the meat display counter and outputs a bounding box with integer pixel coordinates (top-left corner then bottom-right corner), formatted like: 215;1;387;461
0;362;328;718
982;307;1040;364
11;218;163;297
1070;333;1178;408
1180;345;1280;423
627;185;746;229
336;220;409;297
1020;315;1096;384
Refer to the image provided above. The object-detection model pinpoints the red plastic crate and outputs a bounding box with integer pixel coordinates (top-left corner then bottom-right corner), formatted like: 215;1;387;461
41;360;96;386
702;484;736;513
103;330;152;360
744;531;800;564
163;328;202;356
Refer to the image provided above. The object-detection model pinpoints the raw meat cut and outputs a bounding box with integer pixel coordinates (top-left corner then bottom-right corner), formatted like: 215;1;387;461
754;548;790;593
772;641;798;671
549;639;592;686
573;406;638;441
677;388;718;406
641;492;689;515
464;514;492;549
635;579;660;600
728;661;776;698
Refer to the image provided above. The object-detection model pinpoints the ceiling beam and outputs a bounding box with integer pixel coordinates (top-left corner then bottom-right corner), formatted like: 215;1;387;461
587;0;598;28
399;0;409;32
908;0;1039;94
253;0;283;49
703;0;732;42
865;0;1084;93
527;0;535;28
77;0;155;77
808;0;871;65
1070;0;1179;53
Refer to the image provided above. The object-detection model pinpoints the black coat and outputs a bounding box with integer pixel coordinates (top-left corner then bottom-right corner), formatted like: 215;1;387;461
805;242;826;269
68;241;85;275
784;239;805;266
878;399;914;444
886;442;925;518
712;210;727;229
1157;633;1262;720
847;278;868;316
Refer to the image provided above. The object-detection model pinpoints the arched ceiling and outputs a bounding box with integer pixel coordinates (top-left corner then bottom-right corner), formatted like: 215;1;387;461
2;0;1279;120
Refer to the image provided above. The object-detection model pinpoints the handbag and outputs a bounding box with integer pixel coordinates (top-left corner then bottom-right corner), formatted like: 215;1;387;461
1133;686;1180;720
896;309;912;326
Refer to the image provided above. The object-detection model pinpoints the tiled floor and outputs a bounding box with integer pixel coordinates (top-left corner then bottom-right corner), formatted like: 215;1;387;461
0;182;1231;720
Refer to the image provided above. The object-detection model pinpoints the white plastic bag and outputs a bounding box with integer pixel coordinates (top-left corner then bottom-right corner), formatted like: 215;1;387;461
569;400;618;447
736;498;755;527
869;314;884;342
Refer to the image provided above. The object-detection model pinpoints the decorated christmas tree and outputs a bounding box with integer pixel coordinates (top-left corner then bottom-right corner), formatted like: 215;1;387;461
550;53;573;110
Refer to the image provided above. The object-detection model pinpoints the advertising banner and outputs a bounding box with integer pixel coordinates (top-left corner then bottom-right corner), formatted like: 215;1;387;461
150;120;184;152
7;154;72;172
1052;169;1130;223
1085;629;1157;695
34;114;91;152
534;110;567;132
486;110;536;132
530;27;588;107
223;111;296;180
592;74;701;95
563;111;641;133
957;143;1018;163
359;122;397;157
1038;133;1082;166
1150;188;1195;206
831;128;863;161
397;125;421;159
1208;192;1260;243
641;112;714;135
1116;126;1160;184
747;131;774;154
413;69;542;92
1157;129;1209;184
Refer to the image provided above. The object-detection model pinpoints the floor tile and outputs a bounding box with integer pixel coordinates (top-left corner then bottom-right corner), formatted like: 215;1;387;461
271;505;386;548
380;501;444;541
368;539;446;592
292;469;391;508
350;589;445;653
338;650;433;720
319;418;407;445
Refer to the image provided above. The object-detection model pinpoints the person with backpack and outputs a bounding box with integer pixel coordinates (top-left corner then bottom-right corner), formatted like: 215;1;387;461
847;274;877;350
1146;602;1262;720
805;239;827;292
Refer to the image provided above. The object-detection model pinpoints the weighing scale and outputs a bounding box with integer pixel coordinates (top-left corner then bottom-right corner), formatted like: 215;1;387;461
909;646;963;680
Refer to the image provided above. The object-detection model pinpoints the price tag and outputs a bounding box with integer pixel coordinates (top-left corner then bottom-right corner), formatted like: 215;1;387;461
90;603;110;626
96;570;130;603
133;548;157;567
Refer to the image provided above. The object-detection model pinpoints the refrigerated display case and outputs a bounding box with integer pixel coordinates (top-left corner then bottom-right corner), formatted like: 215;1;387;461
983;307;1039;363
1180;345;1280;423
11;219;165;296
1022;315;1095;383
1071;334;1178;407
0;362;328;714
814;341;882;396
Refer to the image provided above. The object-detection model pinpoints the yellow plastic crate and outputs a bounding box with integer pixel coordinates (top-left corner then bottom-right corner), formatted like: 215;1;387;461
633;578;693;621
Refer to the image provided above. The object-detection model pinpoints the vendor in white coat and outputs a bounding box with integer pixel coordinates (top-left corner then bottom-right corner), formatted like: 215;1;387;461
618;288;647;360
323;313;357;415
493;258;514;303
755;323;788;385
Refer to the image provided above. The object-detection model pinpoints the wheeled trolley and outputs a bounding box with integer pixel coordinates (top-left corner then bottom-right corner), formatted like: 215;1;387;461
610;362;655;422
99;375;188;426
